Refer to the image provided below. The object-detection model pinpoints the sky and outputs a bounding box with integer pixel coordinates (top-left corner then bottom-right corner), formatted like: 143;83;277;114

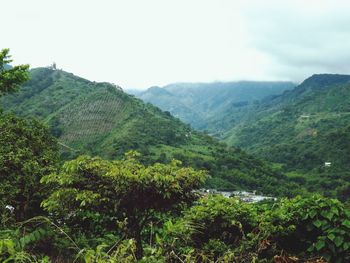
3;0;350;89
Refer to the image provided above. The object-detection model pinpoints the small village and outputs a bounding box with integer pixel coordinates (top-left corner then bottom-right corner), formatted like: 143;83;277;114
198;189;277;203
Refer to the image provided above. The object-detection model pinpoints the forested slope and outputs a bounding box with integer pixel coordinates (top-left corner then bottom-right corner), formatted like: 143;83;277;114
2;52;350;262
134;81;295;135
223;74;350;199
1;68;301;196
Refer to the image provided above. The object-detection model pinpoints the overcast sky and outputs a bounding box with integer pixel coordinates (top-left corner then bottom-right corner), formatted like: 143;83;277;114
3;0;350;89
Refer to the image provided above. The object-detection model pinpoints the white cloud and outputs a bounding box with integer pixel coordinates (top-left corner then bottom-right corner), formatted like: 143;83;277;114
2;0;350;88
239;0;350;81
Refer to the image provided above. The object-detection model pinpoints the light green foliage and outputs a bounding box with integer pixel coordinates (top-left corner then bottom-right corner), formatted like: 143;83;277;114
79;239;136;263
41;152;206;259
0;48;29;96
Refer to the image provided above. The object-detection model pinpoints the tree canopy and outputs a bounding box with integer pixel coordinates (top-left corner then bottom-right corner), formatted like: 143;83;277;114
41;152;206;259
0;113;58;221
0;48;29;96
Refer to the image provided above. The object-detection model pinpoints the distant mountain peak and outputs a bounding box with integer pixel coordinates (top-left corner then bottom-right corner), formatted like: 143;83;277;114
143;86;173;96
299;73;350;89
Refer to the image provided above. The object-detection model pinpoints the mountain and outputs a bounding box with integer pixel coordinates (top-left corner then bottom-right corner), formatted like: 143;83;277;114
0;67;302;196
136;86;206;128
133;81;295;135
223;74;350;198
126;89;143;96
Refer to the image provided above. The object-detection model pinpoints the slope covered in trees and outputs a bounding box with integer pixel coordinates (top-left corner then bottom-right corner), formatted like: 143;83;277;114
1;50;350;262
1;67;301;196
222;74;350;199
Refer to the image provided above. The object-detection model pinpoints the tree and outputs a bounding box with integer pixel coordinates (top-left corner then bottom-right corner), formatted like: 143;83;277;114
0;49;57;221
0;113;58;221
0;49;58;222
0;48;29;96
41;152;206;259
161;195;258;261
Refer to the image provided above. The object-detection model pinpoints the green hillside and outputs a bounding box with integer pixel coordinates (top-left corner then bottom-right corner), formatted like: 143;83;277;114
223;74;350;199
133;81;295;135
1;68;302;196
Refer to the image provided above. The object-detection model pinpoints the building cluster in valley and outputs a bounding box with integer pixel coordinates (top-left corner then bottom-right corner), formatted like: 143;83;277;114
197;189;277;203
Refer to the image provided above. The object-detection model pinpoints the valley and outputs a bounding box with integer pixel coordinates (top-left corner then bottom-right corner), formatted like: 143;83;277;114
3;68;350;200
2;1;350;261
1;67;302;197
132;74;350;201
131;81;295;135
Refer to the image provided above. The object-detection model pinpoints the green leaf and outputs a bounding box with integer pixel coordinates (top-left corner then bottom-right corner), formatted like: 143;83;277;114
334;236;344;247
315;240;325;251
313;219;322;228
327;233;336;241
309;209;317;219
321;210;333;221
330;207;339;216
342;219;350;229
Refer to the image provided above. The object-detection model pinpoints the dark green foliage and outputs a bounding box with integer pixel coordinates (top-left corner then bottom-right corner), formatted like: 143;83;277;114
259;196;350;262
173;195;257;248
0;112;58;221
0;48;29;96
1;68;194;158
0;68;304;197
158;195;350;262
3;182;350;262
218;74;350;199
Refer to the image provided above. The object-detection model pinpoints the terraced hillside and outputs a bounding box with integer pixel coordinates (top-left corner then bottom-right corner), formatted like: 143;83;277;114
1;68;303;196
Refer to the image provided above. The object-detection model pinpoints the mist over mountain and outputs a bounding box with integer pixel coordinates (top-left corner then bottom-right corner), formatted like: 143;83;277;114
131;81;295;133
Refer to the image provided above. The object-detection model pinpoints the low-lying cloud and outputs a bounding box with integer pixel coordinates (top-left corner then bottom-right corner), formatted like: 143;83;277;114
3;0;350;88
240;0;350;82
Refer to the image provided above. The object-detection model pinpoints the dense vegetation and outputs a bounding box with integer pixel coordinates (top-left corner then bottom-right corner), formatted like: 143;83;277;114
1;67;303;196
2;154;350;262
222;74;350;200
1;49;350;262
135;74;350;201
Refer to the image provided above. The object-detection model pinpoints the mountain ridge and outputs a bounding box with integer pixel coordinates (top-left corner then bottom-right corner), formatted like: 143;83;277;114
0;67;303;196
133;81;295;133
